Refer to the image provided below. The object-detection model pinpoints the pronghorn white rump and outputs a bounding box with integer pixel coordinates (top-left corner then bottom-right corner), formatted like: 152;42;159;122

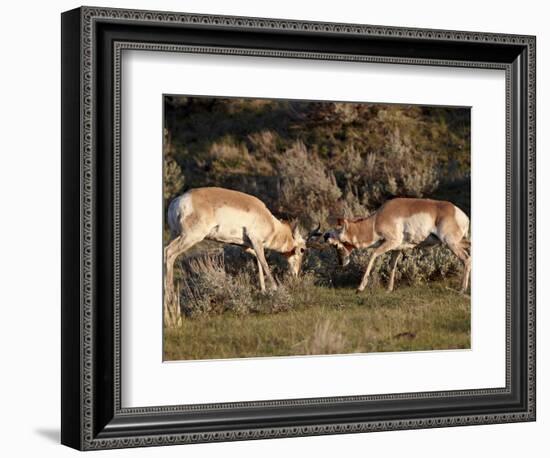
323;197;471;293
164;187;307;306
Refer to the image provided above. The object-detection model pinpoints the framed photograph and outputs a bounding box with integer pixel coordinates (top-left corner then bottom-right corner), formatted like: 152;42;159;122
61;6;536;450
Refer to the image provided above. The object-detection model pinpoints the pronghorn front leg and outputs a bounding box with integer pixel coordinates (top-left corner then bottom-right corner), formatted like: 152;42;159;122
244;248;266;292
357;239;402;293
246;234;277;291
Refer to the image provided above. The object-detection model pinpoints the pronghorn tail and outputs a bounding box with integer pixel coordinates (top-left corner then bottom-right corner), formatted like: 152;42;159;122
167;195;184;238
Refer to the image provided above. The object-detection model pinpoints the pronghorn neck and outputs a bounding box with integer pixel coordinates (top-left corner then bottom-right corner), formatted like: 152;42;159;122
266;219;295;253
342;214;378;248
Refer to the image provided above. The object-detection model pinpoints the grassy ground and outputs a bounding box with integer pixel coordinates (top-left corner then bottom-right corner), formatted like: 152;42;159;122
163;280;470;361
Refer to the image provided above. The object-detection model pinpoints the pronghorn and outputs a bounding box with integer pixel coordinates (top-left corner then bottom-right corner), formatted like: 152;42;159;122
164;187;308;304
321;198;471;293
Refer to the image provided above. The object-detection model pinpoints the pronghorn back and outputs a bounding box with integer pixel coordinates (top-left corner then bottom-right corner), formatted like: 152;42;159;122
166;187;293;250
168;187;273;230
375;198;469;244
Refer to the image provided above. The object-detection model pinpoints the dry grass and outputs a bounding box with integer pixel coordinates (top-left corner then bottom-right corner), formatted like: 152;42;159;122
164;279;470;361
303;319;347;355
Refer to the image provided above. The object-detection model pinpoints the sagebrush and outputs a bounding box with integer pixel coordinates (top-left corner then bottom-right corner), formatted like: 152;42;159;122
172;243;465;321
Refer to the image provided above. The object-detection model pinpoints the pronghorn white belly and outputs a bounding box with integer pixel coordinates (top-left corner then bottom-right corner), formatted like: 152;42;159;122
400;212;435;245
208;207;271;245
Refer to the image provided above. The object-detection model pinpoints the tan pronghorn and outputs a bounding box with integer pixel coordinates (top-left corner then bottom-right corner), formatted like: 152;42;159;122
164;187;307;304
322;198;471;293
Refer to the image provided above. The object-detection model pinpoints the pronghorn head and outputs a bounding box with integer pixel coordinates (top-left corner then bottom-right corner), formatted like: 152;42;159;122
304;220;354;267
285;223;307;277
324;218;355;267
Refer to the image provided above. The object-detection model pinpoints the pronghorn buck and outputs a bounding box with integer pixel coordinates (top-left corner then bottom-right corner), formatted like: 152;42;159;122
323;198;471;293
164;187;307;304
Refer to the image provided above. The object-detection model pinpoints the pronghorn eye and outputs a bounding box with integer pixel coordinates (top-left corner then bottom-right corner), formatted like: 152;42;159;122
300;247;306;253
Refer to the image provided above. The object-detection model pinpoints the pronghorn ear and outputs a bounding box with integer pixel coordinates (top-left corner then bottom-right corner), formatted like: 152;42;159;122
337;218;348;229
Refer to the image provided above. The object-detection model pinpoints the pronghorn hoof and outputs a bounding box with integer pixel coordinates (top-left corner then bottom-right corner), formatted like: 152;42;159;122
355;289;363;295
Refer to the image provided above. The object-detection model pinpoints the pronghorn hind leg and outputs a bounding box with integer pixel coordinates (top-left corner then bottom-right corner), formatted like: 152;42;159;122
164;233;203;311
244;248;265;292
387;251;403;292
446;241;471;293
164;235;182;304
357;239;402;293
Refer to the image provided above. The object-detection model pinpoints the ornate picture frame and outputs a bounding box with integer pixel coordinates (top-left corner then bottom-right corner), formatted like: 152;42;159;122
61;6;536;450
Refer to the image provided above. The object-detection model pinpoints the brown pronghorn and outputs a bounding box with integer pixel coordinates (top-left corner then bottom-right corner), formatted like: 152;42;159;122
164;187;308;303
322;198;471;293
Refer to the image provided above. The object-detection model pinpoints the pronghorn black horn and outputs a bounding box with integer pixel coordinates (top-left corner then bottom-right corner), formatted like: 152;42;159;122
307;222;323;240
